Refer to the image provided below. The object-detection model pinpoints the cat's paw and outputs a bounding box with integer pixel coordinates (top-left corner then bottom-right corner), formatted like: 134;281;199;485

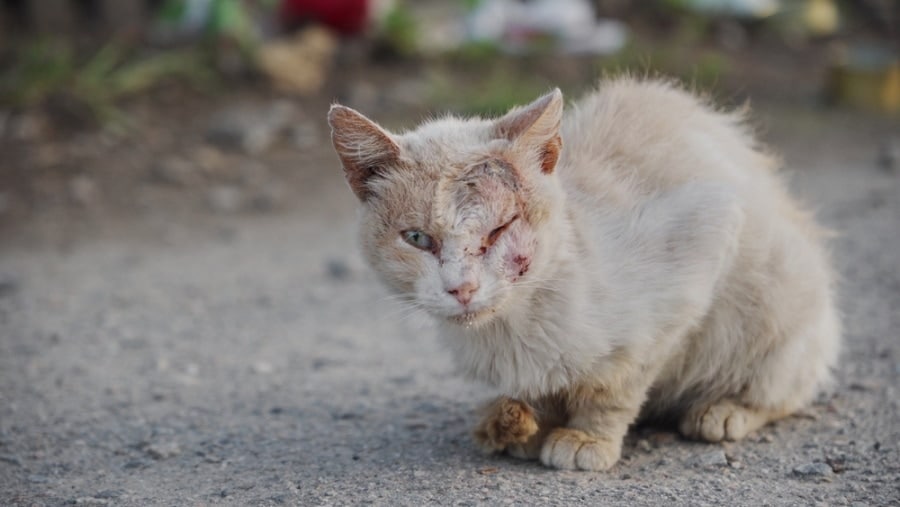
539;428;621;471
473;397;539;453
679;400;772;442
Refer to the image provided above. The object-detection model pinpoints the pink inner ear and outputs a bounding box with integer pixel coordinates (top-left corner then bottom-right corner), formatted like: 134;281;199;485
541;135;562;174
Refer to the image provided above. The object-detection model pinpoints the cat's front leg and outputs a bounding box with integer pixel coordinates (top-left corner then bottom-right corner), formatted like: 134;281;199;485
540;381;647;471
472;396;539;454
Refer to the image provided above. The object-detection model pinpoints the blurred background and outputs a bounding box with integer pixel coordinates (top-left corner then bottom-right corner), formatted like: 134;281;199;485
0;0;896;244
1;3;900;504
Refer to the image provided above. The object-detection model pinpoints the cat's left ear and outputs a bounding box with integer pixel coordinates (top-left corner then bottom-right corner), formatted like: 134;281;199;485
328;104;401;201
494;88;563;174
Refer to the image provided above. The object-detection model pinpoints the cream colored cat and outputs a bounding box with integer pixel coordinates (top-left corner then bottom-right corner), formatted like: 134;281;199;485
327;78;840;471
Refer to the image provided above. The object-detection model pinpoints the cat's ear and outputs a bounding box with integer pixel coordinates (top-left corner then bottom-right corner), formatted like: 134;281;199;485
494;88;563;174
328;104;401;201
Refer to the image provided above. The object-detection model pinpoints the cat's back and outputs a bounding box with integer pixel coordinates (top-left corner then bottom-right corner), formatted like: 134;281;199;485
559;78;777;206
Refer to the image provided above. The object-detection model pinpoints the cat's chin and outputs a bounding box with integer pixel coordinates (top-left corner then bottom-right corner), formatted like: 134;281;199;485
446;308;498;329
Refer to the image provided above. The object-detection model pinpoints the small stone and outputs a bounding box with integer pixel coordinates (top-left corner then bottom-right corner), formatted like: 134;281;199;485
291;121;320;149
12;112;46;141
73;497;109;505
0;454;22;466
94;490;124;499
191;146;227;173
689;449;728;468
792;462;834;479
0;275;19;298
145;441;181;460
251;361;274;374
877;138;898;171
326;258;351;280
249;183;284;212
206;101;296;155
637;439;652;453
207;185;244;213
123;459;147;469
151;157;197;187
69;175;97;206
27;474;50;483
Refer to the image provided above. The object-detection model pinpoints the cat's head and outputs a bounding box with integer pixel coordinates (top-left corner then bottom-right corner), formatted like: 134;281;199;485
328;90;566;328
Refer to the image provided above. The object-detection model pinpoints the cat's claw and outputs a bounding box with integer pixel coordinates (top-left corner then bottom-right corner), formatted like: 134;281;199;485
539;428;620;471
472;397;539;453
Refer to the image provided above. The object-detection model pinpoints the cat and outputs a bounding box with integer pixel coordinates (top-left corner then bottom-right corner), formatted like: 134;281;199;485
327;78;840;471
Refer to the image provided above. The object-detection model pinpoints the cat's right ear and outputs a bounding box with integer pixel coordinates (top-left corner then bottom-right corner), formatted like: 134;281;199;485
494;88;564;175
328;104;400;201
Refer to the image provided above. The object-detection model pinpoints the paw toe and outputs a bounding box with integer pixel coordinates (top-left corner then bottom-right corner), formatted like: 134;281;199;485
540;428;619;471
683;401;768;443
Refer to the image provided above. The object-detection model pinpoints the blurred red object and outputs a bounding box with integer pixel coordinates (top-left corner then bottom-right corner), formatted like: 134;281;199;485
280;0;370;35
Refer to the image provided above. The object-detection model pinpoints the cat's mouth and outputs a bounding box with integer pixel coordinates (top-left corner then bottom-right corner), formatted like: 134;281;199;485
447;307;496;328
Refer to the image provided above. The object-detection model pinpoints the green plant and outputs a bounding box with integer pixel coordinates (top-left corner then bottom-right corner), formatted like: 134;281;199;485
1;39;215;124
380;3;420;56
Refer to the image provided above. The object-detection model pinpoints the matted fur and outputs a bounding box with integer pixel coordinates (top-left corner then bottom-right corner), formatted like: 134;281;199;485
327;78;840;471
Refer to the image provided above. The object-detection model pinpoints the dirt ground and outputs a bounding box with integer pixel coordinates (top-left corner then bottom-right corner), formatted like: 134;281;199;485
1;67;899;506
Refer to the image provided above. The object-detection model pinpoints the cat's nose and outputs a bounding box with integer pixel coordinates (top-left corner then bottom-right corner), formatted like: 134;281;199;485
447;281;479;306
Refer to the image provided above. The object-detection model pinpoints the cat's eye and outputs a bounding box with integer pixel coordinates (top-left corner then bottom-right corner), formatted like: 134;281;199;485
402;230;435;251
486;215;519;247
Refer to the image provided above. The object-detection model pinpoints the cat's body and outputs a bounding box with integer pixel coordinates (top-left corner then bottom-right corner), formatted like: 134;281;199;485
328;78;840;471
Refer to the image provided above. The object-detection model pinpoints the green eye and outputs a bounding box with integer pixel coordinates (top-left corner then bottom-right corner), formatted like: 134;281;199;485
402;230;434;251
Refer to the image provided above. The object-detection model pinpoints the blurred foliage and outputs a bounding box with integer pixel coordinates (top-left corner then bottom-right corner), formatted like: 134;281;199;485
596;42;731;90
0;39;215;124
380;3;420;57
428;62;552;116
429;37;732;116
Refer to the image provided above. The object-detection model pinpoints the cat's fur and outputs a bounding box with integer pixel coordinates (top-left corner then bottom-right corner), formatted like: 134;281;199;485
327;78;840;471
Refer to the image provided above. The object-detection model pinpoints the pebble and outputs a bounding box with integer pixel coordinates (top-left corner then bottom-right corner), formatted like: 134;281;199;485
0;274;19;298
251;361;274;374
73;497;109;505
145;441;182;460
249;183;284;212
792;462;834;479
689;449;728;468
94;490;124;499
326;258;351;280
27;473;50;483
877;138;898;171
151;157;197;187
0;453;22;466
207;185;244;214
69;175;97;206
637;439;652;453
292;122;320;149
206;101;296;155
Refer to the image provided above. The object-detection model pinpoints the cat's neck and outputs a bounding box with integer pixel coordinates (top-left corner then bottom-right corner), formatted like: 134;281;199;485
437;205;605;397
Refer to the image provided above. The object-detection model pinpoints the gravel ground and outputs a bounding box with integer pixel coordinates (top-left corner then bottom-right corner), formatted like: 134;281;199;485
0;102;898;506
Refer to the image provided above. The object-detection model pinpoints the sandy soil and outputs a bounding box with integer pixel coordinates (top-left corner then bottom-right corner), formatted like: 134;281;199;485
0;88;898;506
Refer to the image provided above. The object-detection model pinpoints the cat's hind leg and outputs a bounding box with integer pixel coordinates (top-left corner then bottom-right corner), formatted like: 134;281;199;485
678;399;790;442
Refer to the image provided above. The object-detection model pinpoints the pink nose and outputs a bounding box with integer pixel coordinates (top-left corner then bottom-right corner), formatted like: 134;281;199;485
447;281;479;306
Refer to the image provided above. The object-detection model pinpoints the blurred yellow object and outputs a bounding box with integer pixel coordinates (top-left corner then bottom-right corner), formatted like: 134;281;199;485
257;26;337;95
883;64;900;113
827;45;899;114
804;0;839;37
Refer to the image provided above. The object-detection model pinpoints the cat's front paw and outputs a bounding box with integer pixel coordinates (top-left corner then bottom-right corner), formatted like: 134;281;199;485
473;397;539;453
539;428;621;471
